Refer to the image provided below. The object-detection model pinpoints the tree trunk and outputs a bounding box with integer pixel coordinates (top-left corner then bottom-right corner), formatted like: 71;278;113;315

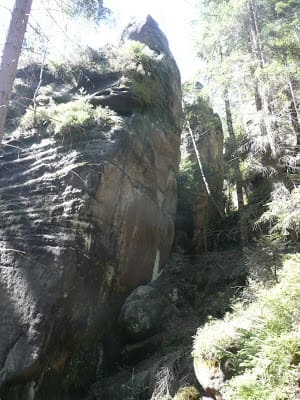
287;76;300;144
186;120;224;219
224;87;248;244
253;77;263;111
0;0;33;144
245;35;263;112
247;0;277;158
247;0;265;67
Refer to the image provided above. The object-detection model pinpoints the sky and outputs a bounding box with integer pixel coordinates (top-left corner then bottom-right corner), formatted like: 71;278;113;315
105;0;201;80
0;0;201;81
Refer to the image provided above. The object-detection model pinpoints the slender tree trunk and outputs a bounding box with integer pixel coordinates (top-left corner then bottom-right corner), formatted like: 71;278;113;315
287;78;300;122
186;120;224;219
247;0;277;158
224;87;248;244
245;37;263;112
0;0;33;144
247;0;265;67
286;76;300;144
253;78;263;111
32;48;47;126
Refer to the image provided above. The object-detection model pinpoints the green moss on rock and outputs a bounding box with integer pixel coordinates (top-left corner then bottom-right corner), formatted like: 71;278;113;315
173;386;200;400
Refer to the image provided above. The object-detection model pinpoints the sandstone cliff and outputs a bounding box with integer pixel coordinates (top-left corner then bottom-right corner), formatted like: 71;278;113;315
0;16;182;399
176;88;224;252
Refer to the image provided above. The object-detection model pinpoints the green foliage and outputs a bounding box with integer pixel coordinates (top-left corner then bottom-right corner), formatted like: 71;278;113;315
193;253;300;400
193;0;300;234
183;87;222;136
121;40;169;107
48;40;169;110
20;99;118;138
257;184;300;240
20;105;52;131
62;0;111;22
17;38;171;143
244;236;284;285
48;47;114;85
177;159;200;202
178;90;223;205
51;100;94;135
173;386;200;400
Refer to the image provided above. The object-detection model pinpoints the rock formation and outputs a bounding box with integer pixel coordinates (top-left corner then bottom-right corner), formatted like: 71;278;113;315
0;16;182;399
119;285;169;341
176;88;224;252
193;357;224;400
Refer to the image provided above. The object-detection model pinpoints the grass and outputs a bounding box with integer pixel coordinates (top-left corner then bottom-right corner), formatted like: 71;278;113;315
120;40;169;108
193;253;300;400
20;99;120;139
17;41;167;139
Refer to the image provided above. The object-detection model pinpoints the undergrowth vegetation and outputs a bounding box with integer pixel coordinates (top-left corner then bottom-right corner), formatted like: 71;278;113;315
120;40;170;109
257;184;300;241
20;99;119;138
16;41;168;140
177;159;200;202
193;253;300;400
47;40;167;108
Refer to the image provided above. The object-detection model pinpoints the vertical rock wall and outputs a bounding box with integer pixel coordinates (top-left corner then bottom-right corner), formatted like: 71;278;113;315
177;90;224;252
0;16;182;399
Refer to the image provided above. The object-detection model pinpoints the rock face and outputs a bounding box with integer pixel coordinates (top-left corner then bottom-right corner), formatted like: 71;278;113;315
0;16;181;399
176;89;223;252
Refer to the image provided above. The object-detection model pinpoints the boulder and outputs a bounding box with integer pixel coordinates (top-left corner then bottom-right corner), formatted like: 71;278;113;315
193;357;224;400
119;285;169;341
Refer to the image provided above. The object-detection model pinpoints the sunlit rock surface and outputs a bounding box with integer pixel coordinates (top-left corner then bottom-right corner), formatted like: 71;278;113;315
0;16;181;399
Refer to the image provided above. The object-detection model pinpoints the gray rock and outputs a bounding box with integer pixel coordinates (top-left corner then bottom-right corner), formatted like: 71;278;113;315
119;285;169;340
0;15;182;400
121;15;171;54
